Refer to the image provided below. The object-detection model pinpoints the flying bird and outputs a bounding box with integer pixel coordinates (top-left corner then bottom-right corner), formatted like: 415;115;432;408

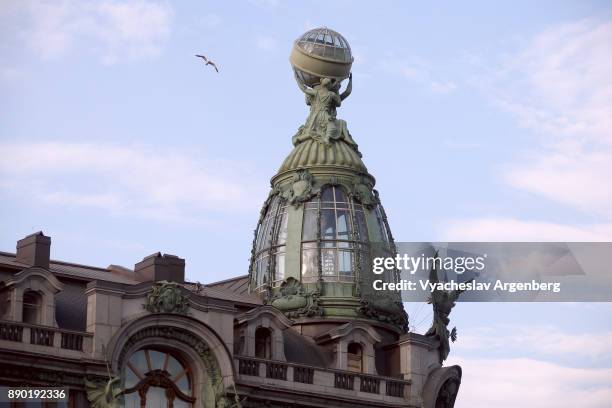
195;54;219;73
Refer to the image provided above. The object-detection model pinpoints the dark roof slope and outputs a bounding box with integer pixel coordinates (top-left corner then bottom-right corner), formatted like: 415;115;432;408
0;251;137;284
184;275;261;305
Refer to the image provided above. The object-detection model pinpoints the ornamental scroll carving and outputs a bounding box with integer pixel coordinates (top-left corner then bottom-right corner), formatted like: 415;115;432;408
271;277;322;318
282;169;317;206
143;281;190;315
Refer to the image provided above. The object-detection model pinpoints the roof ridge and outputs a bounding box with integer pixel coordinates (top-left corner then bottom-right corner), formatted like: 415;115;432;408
0;251;108;272
205;274;249;287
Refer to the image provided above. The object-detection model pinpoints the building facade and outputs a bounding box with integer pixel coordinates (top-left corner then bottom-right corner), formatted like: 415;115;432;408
0;28;461;408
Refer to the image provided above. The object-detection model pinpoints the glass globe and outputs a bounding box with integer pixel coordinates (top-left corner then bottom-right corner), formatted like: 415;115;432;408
290;27;353;87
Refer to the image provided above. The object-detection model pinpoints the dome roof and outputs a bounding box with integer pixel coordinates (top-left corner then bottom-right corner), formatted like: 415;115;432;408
295;27;352;63
278;137;367;174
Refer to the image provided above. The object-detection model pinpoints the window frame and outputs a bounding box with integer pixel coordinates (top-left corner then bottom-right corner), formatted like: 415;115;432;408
300;185;370;284
252;196;289;290
122;347;195;408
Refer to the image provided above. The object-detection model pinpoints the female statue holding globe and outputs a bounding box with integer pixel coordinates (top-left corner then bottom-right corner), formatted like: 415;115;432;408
293;74;341;143
290;27;361;155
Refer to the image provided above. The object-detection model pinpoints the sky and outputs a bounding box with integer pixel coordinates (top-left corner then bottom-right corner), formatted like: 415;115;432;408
1;1;611;407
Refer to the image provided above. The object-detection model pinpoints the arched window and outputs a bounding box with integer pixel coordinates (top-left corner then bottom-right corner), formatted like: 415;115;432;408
252;196;288;290
22;290;42;325
301;186;369;283
123;349;195;408
255;327;272;359
347;342;363;373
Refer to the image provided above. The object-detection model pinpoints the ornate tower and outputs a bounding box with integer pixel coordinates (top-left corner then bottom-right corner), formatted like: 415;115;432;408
248;28;407;337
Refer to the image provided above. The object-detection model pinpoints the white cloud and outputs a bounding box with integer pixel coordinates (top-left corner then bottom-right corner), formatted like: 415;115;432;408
491;20;612;217
11;0;173;64
504;148;612;217
455;325;612;359
0;141;266;223
441;20;612;242
450;357;612;408
379;55;457;94
441;217;612;241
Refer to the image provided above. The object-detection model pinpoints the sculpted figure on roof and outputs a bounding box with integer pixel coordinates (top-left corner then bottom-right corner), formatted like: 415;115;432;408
292;73;361;156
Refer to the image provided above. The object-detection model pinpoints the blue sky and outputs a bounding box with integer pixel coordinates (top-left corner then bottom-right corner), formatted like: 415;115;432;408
1;1;611;406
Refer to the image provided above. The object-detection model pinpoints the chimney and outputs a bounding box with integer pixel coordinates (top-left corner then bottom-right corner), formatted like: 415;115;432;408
134;252;185;283
16;231;51;269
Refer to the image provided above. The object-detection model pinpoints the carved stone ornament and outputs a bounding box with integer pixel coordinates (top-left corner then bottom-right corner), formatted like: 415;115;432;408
271;277;322;318
357;294;408;332
84;376;123;408
282;169;316;206
352;176;376;208
143;281;189;315
435;378;460;408
214;384;244;408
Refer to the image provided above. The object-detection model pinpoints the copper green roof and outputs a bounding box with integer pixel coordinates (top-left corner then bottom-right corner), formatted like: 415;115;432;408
278;138;367;173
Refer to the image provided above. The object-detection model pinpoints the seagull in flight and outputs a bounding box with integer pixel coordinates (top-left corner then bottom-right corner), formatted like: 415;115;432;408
195;54;219;73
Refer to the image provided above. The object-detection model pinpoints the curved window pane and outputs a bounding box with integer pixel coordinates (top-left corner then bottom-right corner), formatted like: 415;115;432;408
148;350;165;370
130;350;147;374
255;196;279;252
336;210;350;240
375;205;391;246
167;355;182;377
145;386;166;407
125;393;139;408
274;252;285;282
124;365;139;388
355;208;368;242
302;209;318;241
302;186;362;283
124;349;192;407
321;187;334;202
321;249;336;277
253;195;288;289
276;210;288;245
339;251;353;279
335;187;347;202
301;242;318;282
176;375;190;395
320;209;336;240
255;256;269;288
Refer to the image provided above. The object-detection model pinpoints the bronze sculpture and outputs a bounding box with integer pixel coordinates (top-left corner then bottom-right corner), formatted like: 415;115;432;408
292;72;360;154
425;252;474;362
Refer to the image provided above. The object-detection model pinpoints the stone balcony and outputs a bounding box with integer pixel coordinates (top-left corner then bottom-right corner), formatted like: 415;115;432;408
0;320;93;358
235;356;412;406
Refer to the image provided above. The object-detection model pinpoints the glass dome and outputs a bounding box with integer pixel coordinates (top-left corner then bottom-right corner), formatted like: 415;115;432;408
250;187;394;291
252;196;288;290
295;27;352;62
